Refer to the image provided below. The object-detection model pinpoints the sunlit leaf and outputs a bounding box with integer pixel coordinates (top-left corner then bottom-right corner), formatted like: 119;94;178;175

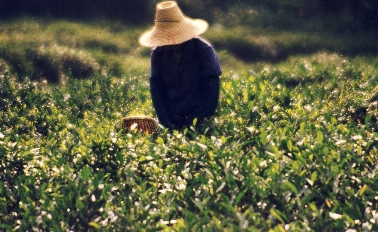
274;224;286;232
311;171;317;184
270;208;288;224
88;221;101;229
358;184;367;196
283;181;298;194
156;137;164;144
316;130;323;144
287;140;293;152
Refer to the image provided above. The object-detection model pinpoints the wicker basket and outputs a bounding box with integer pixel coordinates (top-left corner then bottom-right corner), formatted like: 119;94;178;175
122;116;157;134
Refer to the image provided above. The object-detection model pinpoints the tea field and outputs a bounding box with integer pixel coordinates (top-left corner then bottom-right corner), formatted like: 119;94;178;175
1;19;378;231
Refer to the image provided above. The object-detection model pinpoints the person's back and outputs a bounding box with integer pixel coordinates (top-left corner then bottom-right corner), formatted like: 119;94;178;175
139;1;221;129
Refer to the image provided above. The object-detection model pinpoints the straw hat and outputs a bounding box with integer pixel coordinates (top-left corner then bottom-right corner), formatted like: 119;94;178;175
139;1;208;47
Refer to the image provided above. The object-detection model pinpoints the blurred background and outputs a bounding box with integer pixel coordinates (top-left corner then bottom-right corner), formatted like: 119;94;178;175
0;0;377;83
1;0;377;30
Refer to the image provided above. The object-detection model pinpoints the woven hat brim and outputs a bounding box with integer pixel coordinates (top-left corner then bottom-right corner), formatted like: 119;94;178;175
139;17;208;47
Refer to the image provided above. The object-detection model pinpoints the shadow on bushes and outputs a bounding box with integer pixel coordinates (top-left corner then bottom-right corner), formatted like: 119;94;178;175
28;48;61;83
0;43;99;83
208;32;283;62
207;27;378;63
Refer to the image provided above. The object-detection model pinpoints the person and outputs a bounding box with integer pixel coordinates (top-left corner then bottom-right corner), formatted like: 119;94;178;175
139;1;222;130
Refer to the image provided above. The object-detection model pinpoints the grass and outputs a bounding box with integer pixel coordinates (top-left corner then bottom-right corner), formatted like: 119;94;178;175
1;17;378;231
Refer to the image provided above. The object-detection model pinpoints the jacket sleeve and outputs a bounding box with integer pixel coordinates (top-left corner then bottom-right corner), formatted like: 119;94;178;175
198;39;222;77
193;39;222;118
149;49;172;126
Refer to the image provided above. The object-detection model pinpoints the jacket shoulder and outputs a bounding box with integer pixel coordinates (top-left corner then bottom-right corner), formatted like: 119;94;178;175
151;46;164;56
192;37;213;48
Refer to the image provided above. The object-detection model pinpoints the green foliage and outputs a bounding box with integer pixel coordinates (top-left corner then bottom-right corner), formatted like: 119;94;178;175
1;51;378;231
0;42;99;83
1;18;378;84
206;27;378;62
0;19;145;83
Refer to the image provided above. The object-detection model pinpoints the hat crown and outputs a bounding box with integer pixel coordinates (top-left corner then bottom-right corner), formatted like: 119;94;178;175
155;1;184;22
139;1;208;47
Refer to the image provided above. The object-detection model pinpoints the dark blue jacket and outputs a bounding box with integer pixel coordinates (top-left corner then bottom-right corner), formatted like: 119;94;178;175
150;37;222;129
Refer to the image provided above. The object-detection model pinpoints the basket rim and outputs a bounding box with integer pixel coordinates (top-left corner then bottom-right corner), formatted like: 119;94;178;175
122;116;157;133
123;116;157;123
123;116;155;121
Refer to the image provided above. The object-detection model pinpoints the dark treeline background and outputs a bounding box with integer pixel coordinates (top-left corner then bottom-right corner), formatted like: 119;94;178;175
0;0;377;29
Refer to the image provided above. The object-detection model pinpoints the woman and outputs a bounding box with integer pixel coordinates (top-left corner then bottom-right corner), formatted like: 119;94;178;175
139;1;221;130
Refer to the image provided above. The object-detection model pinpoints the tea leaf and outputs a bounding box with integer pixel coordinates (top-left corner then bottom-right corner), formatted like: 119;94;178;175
358;184;367;196
316;130;323;144
76;198;84;210
88;221;101;229
311;171;317;184
287;140;293;152
81;166;91;181
283;181;298;195
270;208;287;224
260;129;267;145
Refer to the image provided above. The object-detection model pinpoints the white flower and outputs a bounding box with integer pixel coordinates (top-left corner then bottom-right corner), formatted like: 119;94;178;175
160;220;170;225
196;142;207;150
176;183;186;190
329;212;343;220
304;105;312;112
352;135;362;141
108;210;118;223
362;222;372;230
211;136;223;149
259;160;267;168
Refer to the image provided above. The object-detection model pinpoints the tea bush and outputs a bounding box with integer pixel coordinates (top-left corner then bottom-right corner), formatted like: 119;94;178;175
0;43;99;83
206;27;378;63
0;19;143;82
1;18;378;83
1;51;377;231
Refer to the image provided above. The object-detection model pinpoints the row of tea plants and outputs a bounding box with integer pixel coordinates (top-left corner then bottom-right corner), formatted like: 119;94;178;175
1;52;378;231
